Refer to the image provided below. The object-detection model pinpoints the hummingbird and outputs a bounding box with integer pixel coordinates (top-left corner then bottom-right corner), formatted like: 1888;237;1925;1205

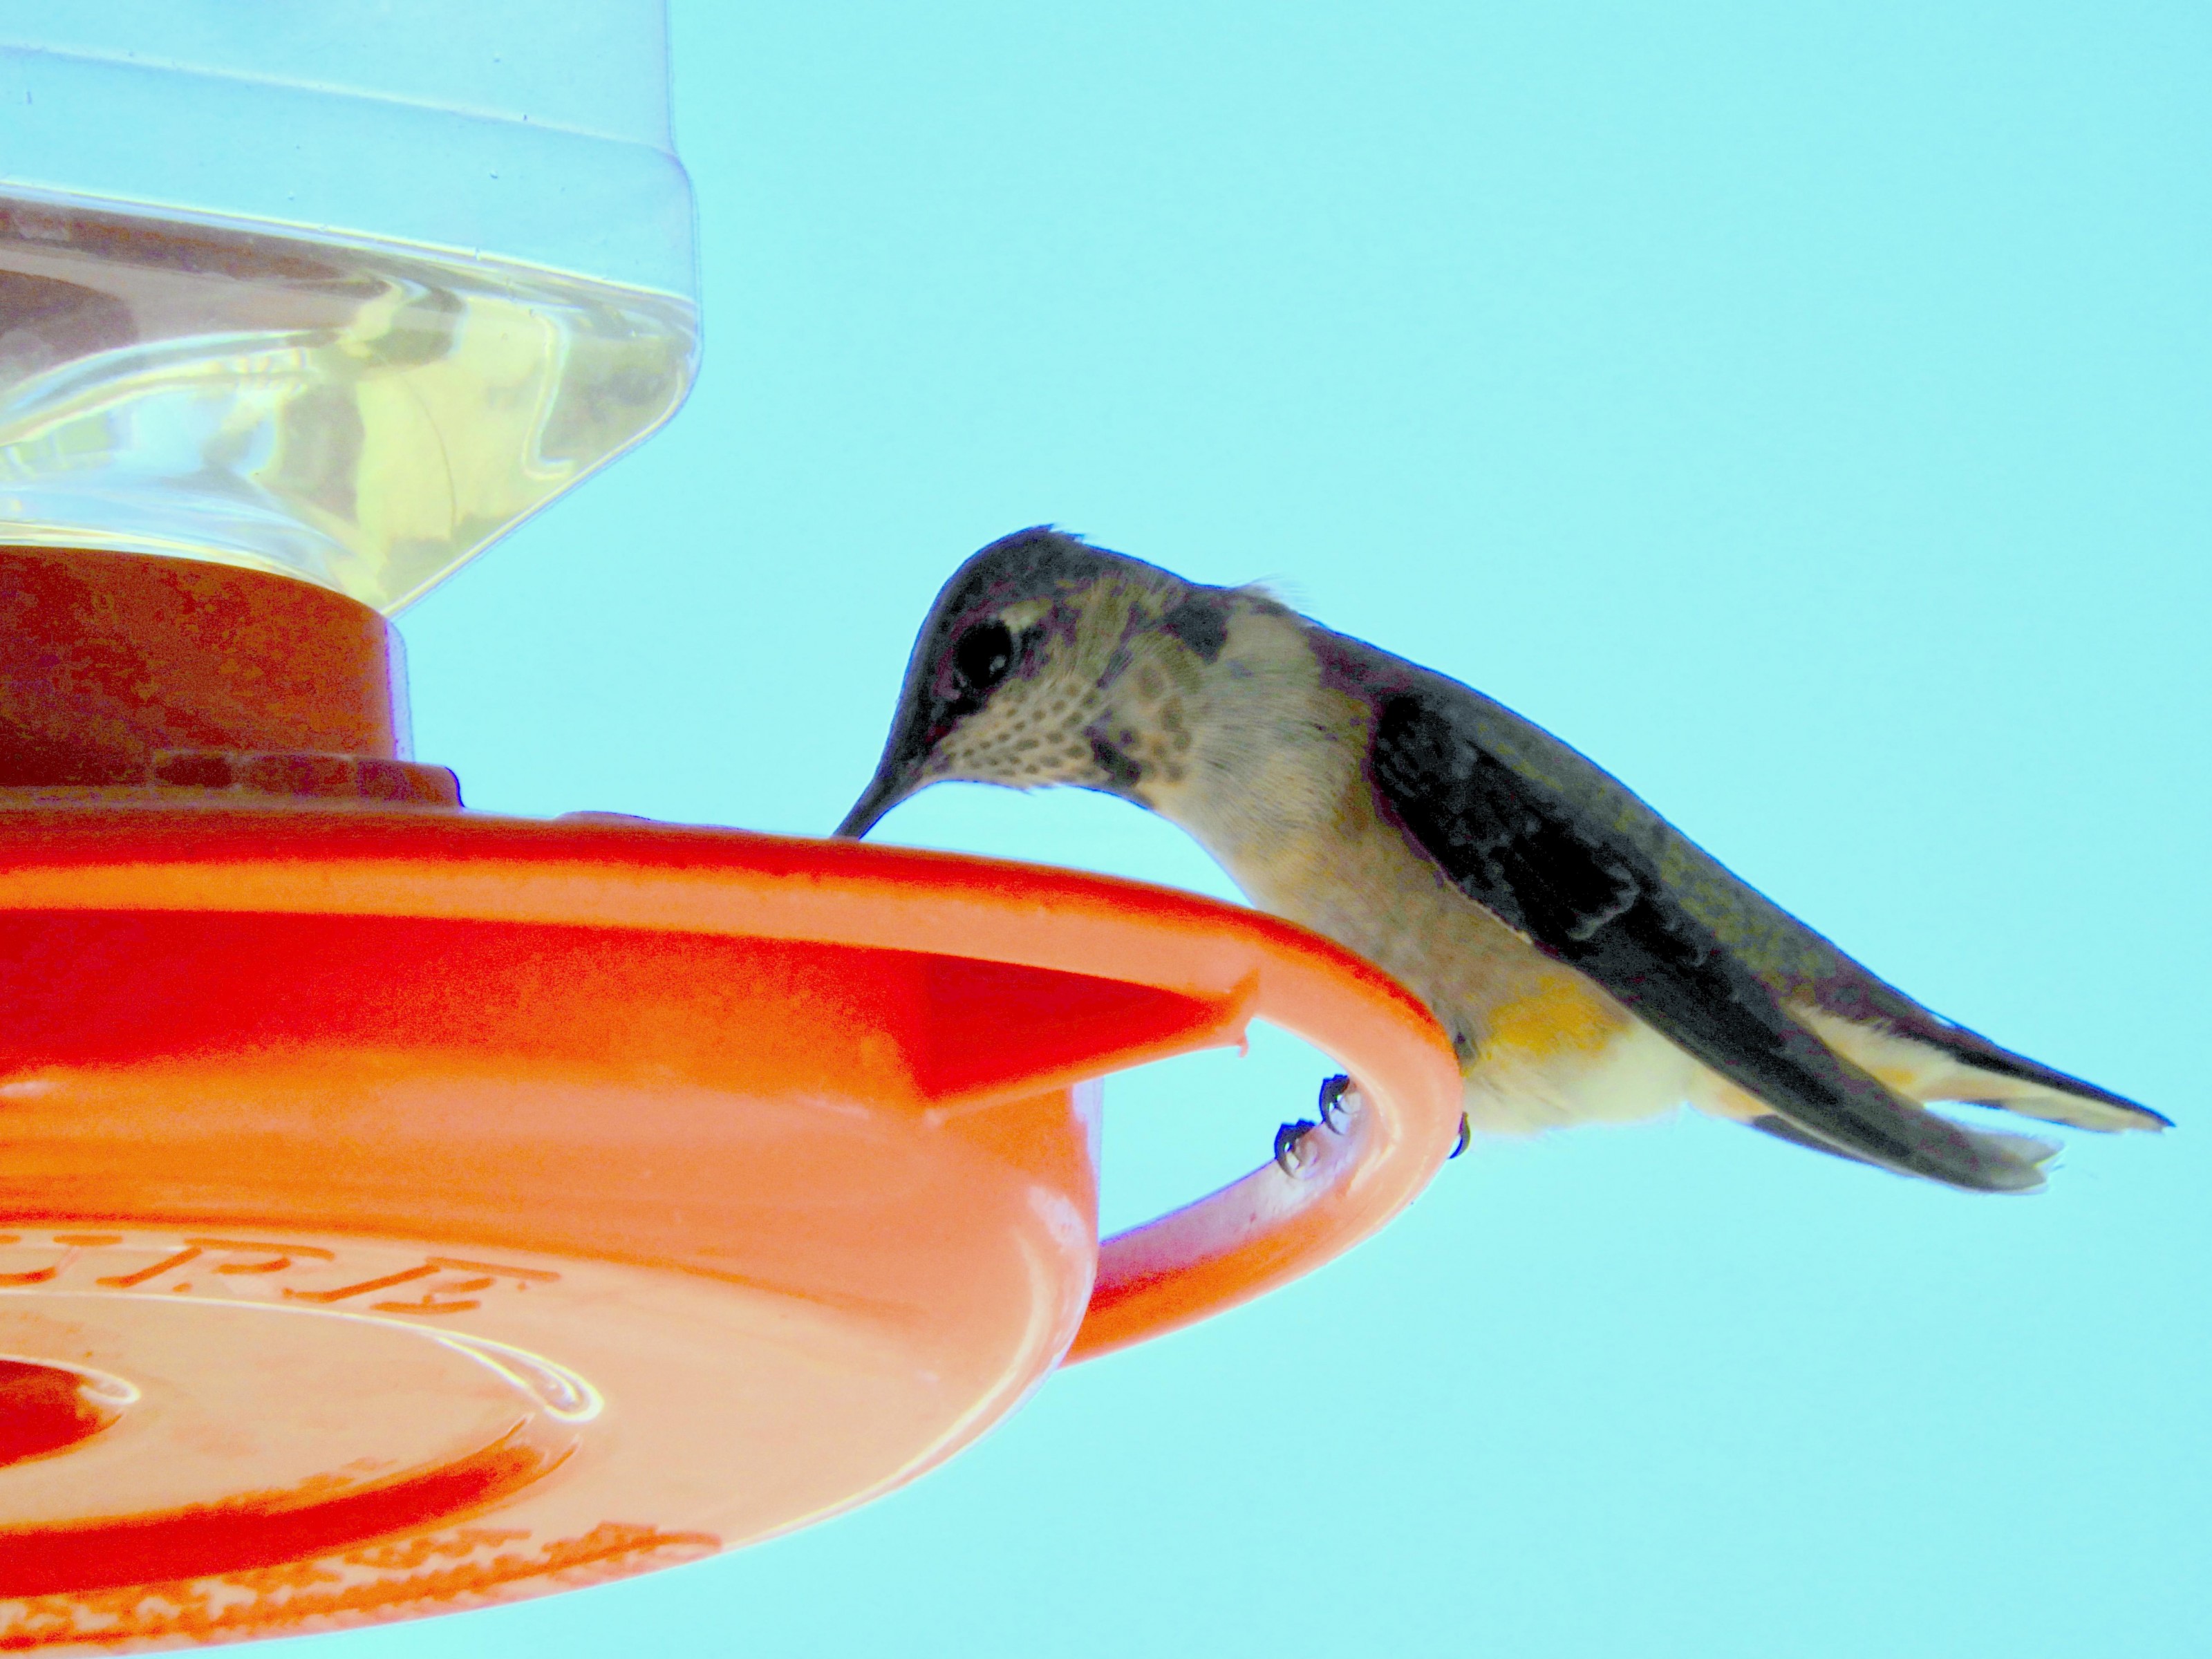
836;527;2166;1192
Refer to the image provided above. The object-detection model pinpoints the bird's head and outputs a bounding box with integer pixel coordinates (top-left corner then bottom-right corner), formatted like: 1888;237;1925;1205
836;527;1233;838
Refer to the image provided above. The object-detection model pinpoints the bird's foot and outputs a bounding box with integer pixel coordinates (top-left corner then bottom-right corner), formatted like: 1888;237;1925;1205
1286;1084;1463;1172
1318;1073;1356;1132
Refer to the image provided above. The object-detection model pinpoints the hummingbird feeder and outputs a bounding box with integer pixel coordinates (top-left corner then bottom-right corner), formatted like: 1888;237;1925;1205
0;6;1459;1648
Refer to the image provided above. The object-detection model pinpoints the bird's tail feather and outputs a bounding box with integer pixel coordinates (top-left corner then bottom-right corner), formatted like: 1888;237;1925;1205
1746;1109;2058;1190
1790;1005;2165;1135
1944;1073;2161;1133
1793;1006;2165;1136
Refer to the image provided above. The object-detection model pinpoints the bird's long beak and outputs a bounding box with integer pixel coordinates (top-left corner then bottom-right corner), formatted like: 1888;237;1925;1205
836;654;945;839
834;760;915;839
835;702;939;837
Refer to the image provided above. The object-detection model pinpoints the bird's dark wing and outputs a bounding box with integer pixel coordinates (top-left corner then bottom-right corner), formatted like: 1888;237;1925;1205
1363;682;2048;1192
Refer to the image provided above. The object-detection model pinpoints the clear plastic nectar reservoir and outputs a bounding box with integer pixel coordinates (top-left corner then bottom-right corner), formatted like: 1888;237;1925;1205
0;200;697;612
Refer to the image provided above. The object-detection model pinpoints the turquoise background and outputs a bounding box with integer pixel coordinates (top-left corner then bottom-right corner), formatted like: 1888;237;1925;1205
330;4;2203;1654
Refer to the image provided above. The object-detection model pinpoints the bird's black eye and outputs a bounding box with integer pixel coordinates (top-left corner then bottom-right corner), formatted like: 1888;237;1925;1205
952;619;1017;692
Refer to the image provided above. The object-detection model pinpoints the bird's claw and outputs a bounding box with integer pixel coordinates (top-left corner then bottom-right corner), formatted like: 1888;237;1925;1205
1318;1073;1355;1132
1287;1083;1457;1173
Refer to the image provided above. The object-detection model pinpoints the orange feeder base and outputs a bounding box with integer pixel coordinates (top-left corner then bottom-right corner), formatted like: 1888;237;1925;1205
0;551;1461;1649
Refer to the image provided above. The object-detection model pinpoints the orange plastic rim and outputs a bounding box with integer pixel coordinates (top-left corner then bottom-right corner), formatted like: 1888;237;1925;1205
0;807;1461;1356
0;806;1460;1643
